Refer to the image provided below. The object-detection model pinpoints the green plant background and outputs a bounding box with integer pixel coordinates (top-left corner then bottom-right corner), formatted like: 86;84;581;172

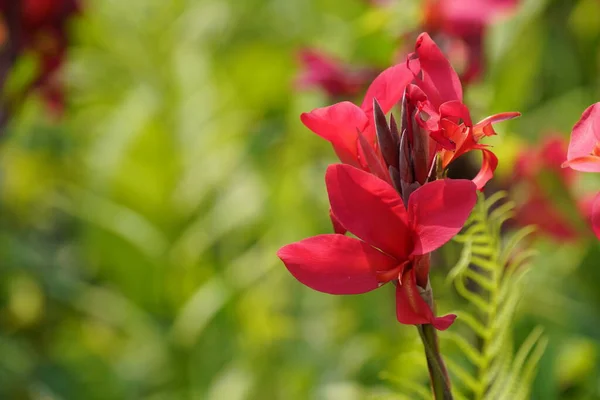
1;0;600;398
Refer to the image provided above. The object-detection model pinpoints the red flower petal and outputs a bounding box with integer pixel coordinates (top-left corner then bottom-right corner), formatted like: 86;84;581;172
591;192;600;240
565;103;600;172
326;164;411;259
408;179;477;255
395;269;457;330
300;102;368;167
439;100;472;126
277;234;397;295
472;148;498;190
415;32;463;105
361;63;414;117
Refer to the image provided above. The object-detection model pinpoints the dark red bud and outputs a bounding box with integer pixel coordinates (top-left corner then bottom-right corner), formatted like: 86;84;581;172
388;166;402;194
398;129;416;205
373;98;399;171
411;111;430;184
357;129;390;184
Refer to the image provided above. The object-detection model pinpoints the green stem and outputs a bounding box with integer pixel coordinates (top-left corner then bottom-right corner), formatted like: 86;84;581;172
417;323;453;400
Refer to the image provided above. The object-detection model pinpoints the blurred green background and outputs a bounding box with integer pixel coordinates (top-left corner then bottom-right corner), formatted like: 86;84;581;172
1;0;600;398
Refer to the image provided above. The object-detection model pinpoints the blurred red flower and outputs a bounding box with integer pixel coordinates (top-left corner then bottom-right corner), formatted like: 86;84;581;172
278;164;477;330
296;49;378;99
512;136;581;241
423;0;519;82
0;0;80;115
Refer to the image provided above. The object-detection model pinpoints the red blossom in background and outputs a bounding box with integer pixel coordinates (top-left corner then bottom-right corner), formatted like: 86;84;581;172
511;136;582;241
563;103;600;239
278;164;477;330
299;0;519;101
0;0;80;118
423;0;519;82
296;49;378;99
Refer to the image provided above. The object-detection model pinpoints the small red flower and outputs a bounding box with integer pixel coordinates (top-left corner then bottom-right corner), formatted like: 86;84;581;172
277;164;477;330
563;102;600;239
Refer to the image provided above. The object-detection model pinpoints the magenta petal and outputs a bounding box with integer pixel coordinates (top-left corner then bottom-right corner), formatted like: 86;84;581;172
300;102;368;166
361;63;413;117
277;234;397;295
408;179;477;255
326;164;411;259
565;102;600;172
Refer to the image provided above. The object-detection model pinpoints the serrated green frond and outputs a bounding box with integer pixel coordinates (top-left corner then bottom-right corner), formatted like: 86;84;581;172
380;371;431;400
445;192;545;400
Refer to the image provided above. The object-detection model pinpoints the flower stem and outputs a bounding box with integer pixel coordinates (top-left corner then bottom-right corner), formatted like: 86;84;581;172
417;323;453;400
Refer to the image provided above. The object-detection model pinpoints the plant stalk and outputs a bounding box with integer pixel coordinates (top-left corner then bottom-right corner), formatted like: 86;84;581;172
417;323;453;399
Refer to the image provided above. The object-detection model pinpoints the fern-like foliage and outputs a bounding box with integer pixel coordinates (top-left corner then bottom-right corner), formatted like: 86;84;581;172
444;191;547;400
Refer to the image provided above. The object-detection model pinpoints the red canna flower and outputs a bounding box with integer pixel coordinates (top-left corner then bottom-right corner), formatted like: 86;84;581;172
301;33;519;193
296;49;378;99
277;164;477;330
563;103;600;239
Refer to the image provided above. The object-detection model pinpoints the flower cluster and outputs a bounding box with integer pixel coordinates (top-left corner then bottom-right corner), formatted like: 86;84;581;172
0;0;80;115
278;33;519;330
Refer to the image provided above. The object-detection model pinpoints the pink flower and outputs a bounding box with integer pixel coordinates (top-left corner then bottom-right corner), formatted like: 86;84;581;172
277;164;477;330
563;103;600;239
562;103;600;172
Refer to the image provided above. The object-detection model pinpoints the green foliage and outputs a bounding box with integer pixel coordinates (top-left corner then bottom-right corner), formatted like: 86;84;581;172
446;192;547;400
2;0;600;399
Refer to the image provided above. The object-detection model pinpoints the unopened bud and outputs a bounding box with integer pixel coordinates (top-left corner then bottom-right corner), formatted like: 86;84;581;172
374;98;399;171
